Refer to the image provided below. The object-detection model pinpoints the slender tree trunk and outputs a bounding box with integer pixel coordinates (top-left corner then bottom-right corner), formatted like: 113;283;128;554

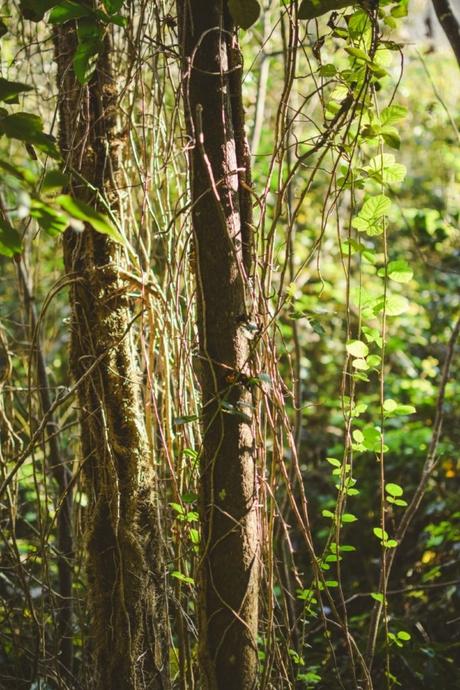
177;3;259;689
54;25;168;690
432;0;460;68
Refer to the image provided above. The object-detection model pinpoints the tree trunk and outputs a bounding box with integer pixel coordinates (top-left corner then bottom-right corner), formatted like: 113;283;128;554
177;3;259;689
432;0;460;68
54;25;168;690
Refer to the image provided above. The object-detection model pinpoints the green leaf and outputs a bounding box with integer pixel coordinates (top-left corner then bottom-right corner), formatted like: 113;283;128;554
0;159;37;185
49;1;93;23
0;219;22;257
381;126;401;150
297;671;321;683
352;358;369;371
383;398;416;416
56;195;124;243
42;169;69;191
352;216;382;236
391;498;408;507
348;10;371;39
346;487;360;496
100;12;126;26
19;0;60;21
326;457;341;468
318;64;337;77
0;78;33;104
391;0;409;18
103;0;124;11
373;294;409;317
363;326;382;347
30;200;68;236
181;492;198;504
366;154;406;184
73;38;102;84
322;509;334;519
341;513;358;523
346;340;369;358
359;194;391;221
394;404;416;415
0;112;60;159
362;426;384;452
383;399;398;413
170;570;194;585
351;402;368;417
370;592;385;603
189;528;200;545
387;631;401;646
373;527;388;541
352;195;391;235
299;0;355;20
385;483;403;498
345;46;370;63
385;539;398;548
386;260;413;283
352;429;364;443
228;0;260;30
397;630;411;641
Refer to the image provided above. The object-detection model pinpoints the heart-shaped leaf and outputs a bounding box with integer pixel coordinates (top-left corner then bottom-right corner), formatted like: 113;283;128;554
228;0;260;30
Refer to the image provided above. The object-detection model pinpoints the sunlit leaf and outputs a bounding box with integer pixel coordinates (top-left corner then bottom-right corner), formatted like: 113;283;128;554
346;340;369;358
49;1;92;23
385;483;404;498
341;513;358;523
373;527;388;541
56;195;124;243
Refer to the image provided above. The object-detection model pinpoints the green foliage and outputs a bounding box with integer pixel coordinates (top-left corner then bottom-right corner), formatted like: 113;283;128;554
49;1;92;23
104;0;124;12
0;218;22;257
19;0;60;22
228;0;260;29
56;195;124;244
0;112;60;159
298;0;355;20
0;78;33;103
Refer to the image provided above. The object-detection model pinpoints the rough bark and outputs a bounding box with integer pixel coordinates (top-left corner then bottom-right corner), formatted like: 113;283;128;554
54;25;168;690
177;2;259;689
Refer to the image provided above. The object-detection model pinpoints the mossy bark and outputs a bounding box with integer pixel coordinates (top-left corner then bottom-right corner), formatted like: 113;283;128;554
177;2;259;689
54;25;168;690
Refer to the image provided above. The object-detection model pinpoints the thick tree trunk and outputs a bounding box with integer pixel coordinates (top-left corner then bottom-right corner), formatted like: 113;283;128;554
54;26;168;690
177;2;259;689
